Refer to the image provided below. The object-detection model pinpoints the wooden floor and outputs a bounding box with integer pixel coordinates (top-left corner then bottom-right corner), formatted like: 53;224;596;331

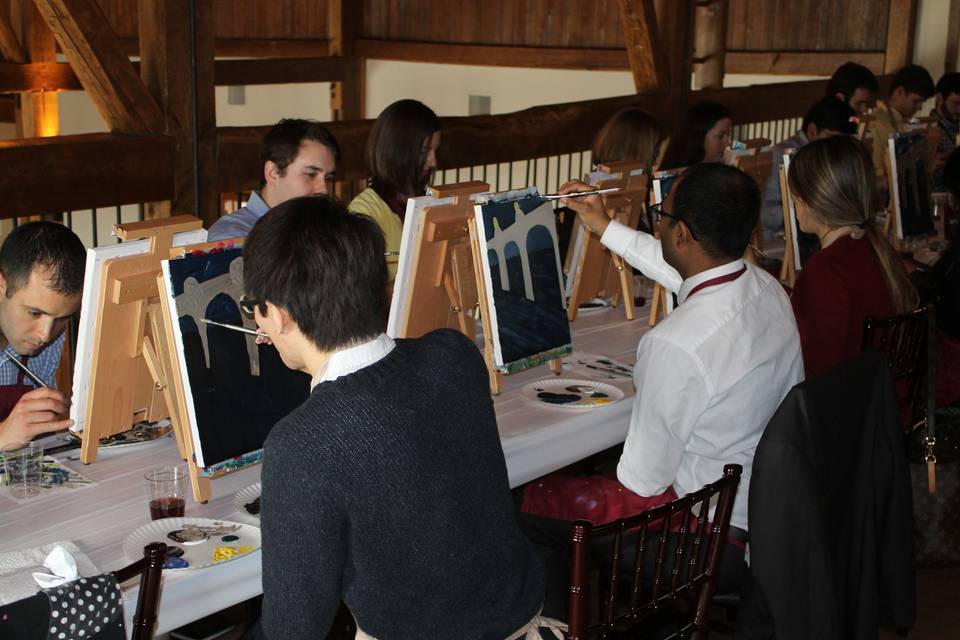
879;569;960;640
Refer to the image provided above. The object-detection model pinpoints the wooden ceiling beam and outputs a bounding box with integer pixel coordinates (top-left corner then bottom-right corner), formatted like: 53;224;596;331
0;61;80;91
0;57;349;93
118;37;332;59
14;1;58;137
726;51;886;76
354;39;630;71
138;0;216;224
0;12;25;62
947;0;960;73
884;0;918;73
32;0;163;134
618;0;666;93
692;0;727;89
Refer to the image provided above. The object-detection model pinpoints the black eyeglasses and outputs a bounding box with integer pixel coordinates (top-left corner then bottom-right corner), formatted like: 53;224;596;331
238;295;264;318
649;203;697;241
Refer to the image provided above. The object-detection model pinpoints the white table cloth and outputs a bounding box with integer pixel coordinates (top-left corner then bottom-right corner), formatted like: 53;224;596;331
0;306;649;635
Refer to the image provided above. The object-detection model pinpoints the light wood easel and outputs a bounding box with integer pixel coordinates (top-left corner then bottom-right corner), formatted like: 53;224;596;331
646;167;686;326
729;139;774;258
395;181;488;340
567;161;648;322
80;216;203;467
778;162;797;287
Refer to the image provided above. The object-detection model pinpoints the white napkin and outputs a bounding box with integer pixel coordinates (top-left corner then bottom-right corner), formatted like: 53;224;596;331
32;544;80;589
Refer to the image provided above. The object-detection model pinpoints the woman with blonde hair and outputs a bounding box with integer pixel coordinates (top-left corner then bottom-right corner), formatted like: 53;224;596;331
788;135;918;377
591;108;666;171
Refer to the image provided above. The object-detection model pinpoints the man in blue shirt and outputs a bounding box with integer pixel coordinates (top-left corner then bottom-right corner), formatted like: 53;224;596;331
0;222;85;449
208;119;340;241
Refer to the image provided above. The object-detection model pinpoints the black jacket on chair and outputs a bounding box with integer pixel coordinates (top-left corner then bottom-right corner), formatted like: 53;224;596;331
740;351;915;639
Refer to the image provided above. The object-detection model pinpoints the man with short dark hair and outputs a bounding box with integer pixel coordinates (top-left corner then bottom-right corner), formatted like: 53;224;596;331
207;118;340;241
931;72;960;191
827;61;880;114
761;96;857;234
0;222;85;449
245;196;550;639
523;166;804;609
869;64;936;183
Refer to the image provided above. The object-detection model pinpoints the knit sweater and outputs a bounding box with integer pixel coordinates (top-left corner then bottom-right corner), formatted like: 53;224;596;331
259;329;545;640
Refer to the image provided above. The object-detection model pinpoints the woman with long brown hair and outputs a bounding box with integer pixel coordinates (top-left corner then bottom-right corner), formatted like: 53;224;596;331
349;99;441;279
788;135;918;377
591;108;665;171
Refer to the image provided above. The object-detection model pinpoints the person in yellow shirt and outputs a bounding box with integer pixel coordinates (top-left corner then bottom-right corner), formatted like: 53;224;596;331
868;64;935;185
349;99;441;280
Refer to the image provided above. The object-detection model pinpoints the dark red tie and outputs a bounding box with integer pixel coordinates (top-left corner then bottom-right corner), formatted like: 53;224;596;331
686;265;747;300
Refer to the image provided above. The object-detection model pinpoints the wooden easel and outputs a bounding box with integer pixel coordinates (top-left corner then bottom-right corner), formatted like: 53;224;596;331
778;162;798;287
647;167;685;327
884;129;938;244
566;161;648;322
729;139;773;257
80;216;203;467
395;181;488;340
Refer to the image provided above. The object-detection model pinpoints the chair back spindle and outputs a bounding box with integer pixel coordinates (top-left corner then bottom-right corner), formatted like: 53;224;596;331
567;464;742;639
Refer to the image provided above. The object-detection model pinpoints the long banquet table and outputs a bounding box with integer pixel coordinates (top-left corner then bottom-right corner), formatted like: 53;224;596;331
0;306;649;635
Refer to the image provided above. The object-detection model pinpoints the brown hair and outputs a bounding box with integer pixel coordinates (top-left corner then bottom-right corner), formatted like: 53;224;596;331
366;99;440;198
591;108;665;171
788;136;917;313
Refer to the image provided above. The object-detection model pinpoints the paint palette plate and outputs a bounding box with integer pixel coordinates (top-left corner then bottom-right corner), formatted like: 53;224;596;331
521;378;624;409
233;483;261;522
562;352;633;381
123;518;260;570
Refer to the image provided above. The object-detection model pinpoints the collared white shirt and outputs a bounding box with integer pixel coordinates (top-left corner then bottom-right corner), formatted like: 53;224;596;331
601;223;804;531
310;333;396;390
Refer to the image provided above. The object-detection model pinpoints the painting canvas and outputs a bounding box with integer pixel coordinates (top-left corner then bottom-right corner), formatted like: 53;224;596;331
70;229;207;433
888;132;936;239
161;247;309;471
651;167;684;205
474;189;572;372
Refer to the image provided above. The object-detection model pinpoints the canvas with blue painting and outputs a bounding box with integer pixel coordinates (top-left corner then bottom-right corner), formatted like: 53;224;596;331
475;189;572;372
162;247;309;470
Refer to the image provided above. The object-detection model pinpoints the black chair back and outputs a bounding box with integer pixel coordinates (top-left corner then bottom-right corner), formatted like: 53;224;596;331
861;305;934;431
568;464;742;640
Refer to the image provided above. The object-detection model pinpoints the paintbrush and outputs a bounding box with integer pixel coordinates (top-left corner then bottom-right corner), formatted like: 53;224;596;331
200;319;269;338
3;350;47;388
541;187;620;200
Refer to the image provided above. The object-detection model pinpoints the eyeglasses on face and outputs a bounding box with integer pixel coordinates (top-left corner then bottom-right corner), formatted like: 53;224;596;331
238;295;265;318
649;202;697;241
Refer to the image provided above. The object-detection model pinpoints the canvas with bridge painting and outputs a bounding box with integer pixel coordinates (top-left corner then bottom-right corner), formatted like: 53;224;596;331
474;189;572;374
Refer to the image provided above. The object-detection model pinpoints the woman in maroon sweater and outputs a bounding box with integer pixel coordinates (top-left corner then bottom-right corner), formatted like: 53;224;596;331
788;136;918;378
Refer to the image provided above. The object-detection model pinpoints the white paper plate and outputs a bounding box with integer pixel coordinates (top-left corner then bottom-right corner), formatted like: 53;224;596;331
562;352;634;381
521;378;624;409
233;483;262;522
123;518;260;570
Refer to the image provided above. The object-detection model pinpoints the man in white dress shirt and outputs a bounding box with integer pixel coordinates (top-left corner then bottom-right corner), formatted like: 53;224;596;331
522;163;803;615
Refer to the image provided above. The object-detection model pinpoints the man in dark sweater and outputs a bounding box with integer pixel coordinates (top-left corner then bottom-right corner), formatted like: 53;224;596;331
243;196;547;639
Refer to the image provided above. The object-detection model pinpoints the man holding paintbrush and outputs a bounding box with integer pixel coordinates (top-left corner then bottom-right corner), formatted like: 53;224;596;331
0;222;85;449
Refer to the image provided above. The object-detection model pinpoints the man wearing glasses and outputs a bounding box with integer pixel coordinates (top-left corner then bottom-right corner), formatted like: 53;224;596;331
523;164;803;606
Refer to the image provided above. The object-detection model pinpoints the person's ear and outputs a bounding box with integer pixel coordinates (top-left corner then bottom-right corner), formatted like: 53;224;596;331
673;219;694;250
264;160;282;187
834;91;846;103
0;272;7;298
